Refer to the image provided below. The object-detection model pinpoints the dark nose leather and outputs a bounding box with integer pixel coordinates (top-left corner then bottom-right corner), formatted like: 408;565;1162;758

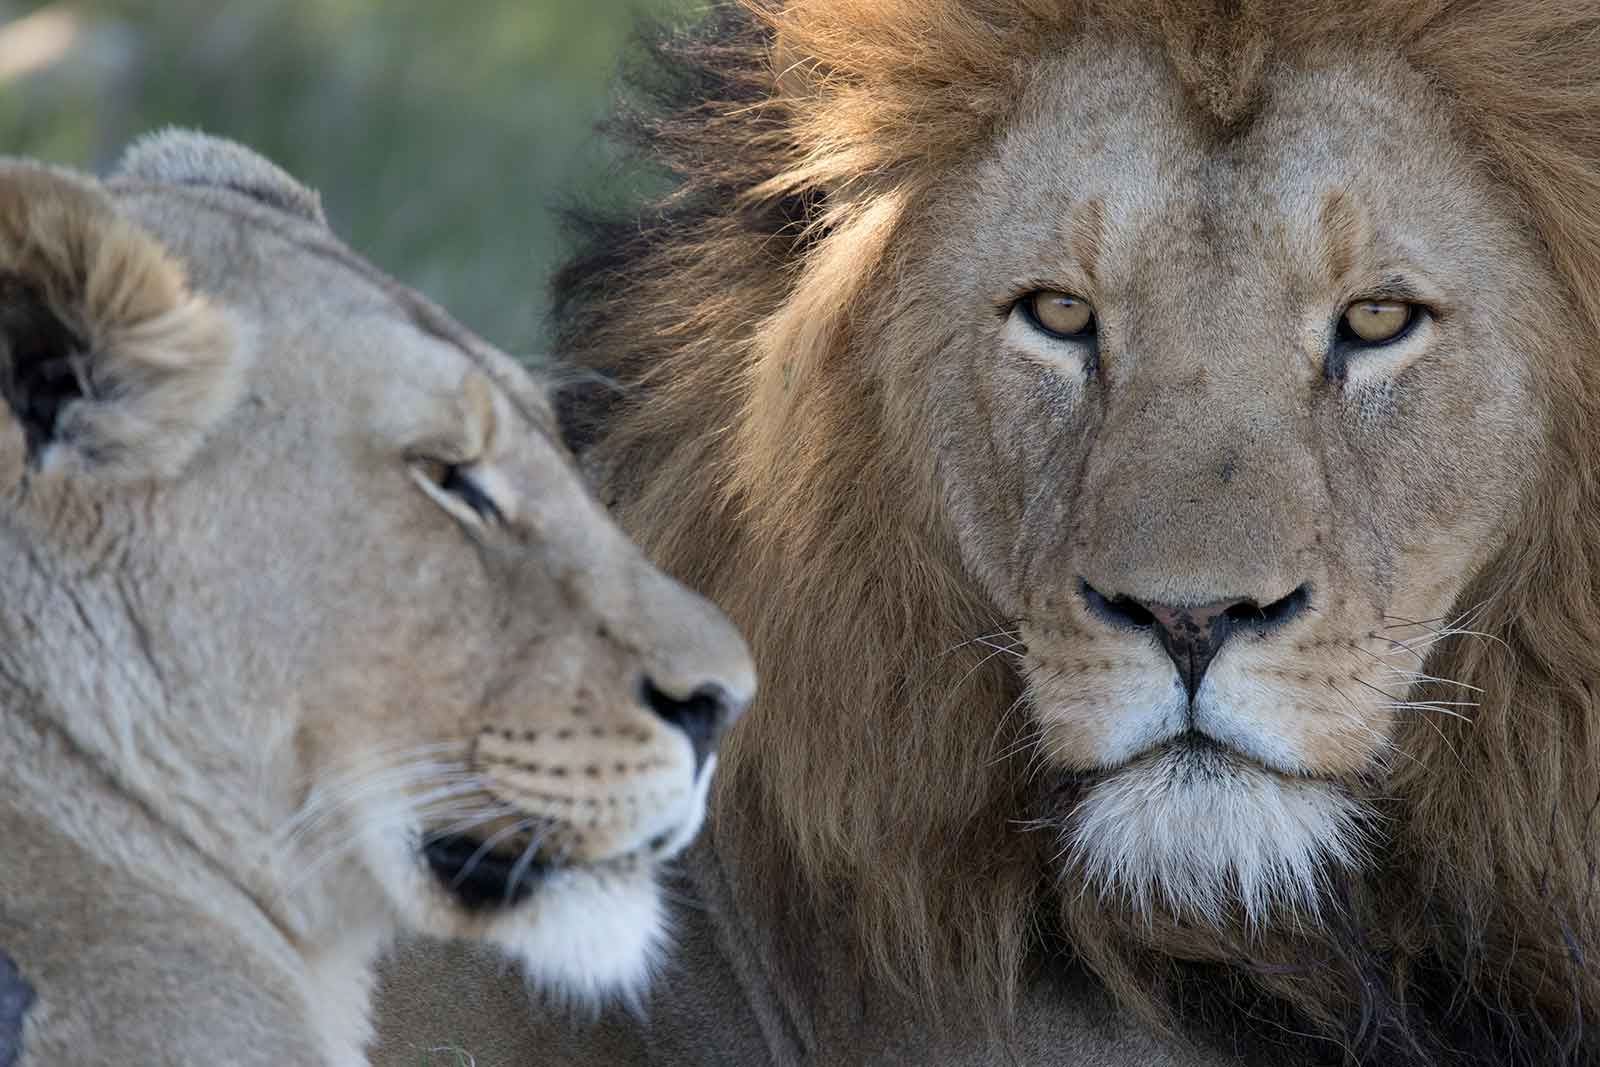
1145;600;1241;700
641;678;747;772
1078;581;1311;700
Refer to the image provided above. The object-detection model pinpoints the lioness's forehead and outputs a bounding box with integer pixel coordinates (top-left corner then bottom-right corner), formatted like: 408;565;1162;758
111;183;419;321
105;181;556;434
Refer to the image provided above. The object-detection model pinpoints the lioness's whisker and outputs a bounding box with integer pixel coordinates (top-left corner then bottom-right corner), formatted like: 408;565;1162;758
405;782;501;820
448;819;544;891
281;762;477;845
291;741;473;791
278;799;520;902
419;805;526;844
504;826;555;908
286;757;470;819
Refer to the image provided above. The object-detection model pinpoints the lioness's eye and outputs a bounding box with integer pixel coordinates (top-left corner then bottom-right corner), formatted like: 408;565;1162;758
1021;290;1096;340
438;465;502;523
413;458;503;525
1339;300;1416;345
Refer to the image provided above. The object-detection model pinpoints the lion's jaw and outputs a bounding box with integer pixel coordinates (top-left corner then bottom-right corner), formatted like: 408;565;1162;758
918;44;1558;923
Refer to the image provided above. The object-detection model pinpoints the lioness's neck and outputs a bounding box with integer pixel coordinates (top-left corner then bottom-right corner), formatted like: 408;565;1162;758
0;585;348;957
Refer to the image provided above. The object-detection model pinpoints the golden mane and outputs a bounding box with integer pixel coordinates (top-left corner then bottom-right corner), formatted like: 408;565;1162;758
553;1;1600;1060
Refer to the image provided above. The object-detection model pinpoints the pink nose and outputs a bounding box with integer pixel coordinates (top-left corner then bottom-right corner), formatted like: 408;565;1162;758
1144;599;1250;699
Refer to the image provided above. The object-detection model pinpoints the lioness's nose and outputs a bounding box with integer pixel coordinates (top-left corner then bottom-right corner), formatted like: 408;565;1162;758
1078;580;1310;699
640;677;748;771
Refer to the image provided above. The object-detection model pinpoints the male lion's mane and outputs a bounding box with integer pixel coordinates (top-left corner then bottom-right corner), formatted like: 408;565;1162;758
554;2;1600;1062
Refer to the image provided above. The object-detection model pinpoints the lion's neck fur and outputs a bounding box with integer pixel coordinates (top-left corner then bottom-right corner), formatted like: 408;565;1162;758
589;303;1046;1024
555;2;1600;1059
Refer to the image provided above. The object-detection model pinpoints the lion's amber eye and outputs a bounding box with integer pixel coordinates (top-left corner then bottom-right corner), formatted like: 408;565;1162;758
1022;290;1095;339
1339;300;1415;345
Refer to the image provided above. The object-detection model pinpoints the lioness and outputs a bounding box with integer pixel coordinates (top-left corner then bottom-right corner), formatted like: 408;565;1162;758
0;131;754;1067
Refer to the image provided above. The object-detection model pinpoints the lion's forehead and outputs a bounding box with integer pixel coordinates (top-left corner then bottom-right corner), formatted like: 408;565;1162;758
975;43;1506;299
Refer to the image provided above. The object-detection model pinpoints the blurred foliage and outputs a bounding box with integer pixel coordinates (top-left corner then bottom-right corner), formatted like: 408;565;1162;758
0;0;683;353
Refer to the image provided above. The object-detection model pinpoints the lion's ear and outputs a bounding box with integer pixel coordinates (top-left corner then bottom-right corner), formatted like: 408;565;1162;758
0;162;245;483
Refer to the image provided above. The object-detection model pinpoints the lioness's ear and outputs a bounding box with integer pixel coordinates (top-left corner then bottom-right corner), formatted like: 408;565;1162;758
114;128;326;226
0;162;245;482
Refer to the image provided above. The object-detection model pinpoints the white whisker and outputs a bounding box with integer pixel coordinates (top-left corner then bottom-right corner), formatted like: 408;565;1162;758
450;818;542;891
1378;667;1484;693
504;825;556;907
422;805;524;843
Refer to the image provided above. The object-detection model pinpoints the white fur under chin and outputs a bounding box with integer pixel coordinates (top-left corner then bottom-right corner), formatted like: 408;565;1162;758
486;869;668;1006
1066;744;1368;926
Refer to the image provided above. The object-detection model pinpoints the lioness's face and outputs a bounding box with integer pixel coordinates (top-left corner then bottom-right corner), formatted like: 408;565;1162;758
0;151;753;1000
916;45;1556;919
154;211;758;994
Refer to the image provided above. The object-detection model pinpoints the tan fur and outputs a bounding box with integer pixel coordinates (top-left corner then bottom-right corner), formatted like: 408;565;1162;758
549;2;1600;1060
0;135;753;1066
0;164;243;481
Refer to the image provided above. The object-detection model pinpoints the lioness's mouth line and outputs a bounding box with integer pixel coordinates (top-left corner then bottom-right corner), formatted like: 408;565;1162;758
423;834;544;912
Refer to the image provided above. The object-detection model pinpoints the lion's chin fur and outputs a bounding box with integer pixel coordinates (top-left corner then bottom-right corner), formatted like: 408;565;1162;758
1061;745;1369;928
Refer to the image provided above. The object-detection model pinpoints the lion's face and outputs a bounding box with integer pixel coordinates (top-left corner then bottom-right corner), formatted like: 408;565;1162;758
0;137;753;1001
913;45;1554;920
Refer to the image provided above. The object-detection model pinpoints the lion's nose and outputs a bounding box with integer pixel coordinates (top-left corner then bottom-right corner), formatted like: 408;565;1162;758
1077;580;1311;700
639;677;748;772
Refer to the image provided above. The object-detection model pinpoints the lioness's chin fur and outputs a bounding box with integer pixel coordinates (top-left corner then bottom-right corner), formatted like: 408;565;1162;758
548;2;1600;1061
0;132;753;1065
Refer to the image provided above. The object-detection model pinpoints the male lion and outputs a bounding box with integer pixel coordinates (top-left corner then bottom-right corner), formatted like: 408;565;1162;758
377;1;1600;1064
0;131;754;1066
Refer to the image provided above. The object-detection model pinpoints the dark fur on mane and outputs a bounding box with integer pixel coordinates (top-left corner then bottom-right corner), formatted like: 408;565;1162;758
552;2;1600;1062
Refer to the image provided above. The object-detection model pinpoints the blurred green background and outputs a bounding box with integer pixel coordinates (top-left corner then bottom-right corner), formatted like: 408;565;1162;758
0;0;679;355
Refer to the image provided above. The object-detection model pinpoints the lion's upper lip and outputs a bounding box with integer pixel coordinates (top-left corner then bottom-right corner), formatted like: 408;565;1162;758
423;834;544;912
